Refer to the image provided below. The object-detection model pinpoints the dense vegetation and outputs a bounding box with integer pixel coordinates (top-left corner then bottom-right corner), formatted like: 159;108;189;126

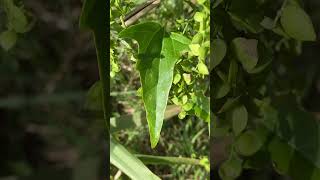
212;0;320;180
0;0;106;179
1;0;320;180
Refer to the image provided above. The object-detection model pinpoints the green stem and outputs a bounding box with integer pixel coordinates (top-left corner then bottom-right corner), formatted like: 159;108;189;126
273;0;288;27
215;68;228;82
135;154;203;166
110;91;137;96
93;30;109;132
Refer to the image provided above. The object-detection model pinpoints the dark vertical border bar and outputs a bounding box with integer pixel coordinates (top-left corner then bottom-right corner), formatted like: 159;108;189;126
106;0;111;178
210;0;213;179
80;0;111;178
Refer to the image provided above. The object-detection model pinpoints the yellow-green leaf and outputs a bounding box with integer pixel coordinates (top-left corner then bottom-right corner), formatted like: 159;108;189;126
0;30;17;51
281;5;316;41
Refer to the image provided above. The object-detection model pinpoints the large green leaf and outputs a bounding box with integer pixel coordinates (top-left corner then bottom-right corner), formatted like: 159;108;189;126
281;4;316;41
110;137;160;180
119;22;190;148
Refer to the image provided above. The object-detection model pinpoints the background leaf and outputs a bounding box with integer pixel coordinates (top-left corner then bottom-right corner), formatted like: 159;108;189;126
0;30;17;51
230;105;248;136
281;4;316;41
211;39;227;69
232;37;259;71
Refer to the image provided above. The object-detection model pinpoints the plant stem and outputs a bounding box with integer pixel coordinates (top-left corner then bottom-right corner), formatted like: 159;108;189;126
273;0;288;27
110;91;137;96
135;154;202;166
124;0;161;26
93;30;109;132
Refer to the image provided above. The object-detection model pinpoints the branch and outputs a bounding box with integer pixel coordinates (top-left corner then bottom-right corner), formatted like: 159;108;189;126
124;0;161;26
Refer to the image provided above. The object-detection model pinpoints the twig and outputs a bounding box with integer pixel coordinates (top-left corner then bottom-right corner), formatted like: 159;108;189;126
273;0;288;27
124;0;161;27
114;170;122;179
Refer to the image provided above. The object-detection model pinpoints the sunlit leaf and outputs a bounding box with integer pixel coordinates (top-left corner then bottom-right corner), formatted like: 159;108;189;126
119;22;190;148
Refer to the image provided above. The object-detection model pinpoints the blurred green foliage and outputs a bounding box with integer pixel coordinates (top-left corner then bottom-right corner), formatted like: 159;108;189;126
0;0;105;179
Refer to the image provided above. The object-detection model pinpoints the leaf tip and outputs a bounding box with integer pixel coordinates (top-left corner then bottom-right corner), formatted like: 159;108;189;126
150;134;160;149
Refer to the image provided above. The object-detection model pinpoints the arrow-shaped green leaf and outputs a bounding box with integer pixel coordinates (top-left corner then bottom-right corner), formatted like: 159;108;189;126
119;22;190;148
